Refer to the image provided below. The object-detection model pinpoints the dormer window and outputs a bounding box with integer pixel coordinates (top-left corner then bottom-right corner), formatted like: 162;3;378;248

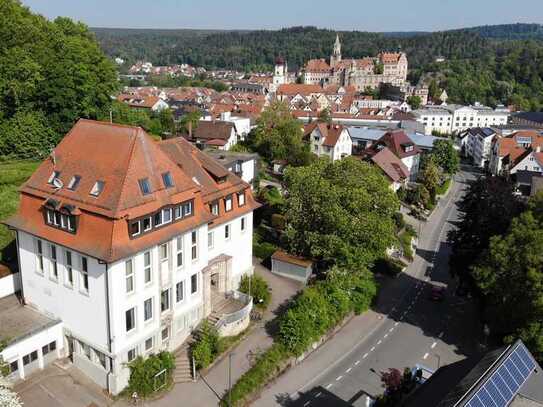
183;201;193;217
67;175;81;191
45;208;76;233
210;201;219;216
48;171;60;185
225;195;233;212
404;145;414;152
90;181;104;197
238;191;246;207
162;172;174;188
139;178;151;195
130;221;140;236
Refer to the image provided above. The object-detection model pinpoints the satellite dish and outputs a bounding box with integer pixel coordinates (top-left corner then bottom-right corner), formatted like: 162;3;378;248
52;178;64;190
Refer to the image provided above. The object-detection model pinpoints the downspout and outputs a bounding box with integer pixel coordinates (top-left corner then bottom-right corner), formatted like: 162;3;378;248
104;263;113;394
14;230;24;304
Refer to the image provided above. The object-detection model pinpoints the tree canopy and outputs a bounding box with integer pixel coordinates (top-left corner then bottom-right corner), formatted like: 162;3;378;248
430;139;460;174
283;157;399;270
0;0;118;159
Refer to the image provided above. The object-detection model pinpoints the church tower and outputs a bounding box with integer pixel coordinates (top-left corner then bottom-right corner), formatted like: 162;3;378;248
330;34;342;68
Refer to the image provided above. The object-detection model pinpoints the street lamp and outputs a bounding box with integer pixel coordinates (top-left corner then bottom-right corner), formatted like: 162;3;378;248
228;353;235;407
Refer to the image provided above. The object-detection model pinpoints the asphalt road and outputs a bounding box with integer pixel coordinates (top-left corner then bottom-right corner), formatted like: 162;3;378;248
255;167;481;407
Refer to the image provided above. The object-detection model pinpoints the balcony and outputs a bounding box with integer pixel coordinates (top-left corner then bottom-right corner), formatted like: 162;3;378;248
212;290;253;337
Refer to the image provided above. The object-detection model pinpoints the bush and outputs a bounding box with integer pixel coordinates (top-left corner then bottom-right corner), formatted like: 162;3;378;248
126;351;175;398
393;212;406;232
220;343;289;407
192;321;220;370
271;213;286;230
436;178;452;196
239;275;271;309
399;231;414;260
253;239;277;260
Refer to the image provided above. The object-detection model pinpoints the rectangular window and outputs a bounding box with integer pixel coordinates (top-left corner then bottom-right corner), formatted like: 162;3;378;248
183;201;193;217
48;170;60;185
144;297;153;321
176;236;183;268
67;175;81;191
191;273;198;294
125;307;136;332
67;215;75;232
125;260;134;294
176;281;184;303
225;195;233;212
127;348;137;362
81;256;89;293
161;289;170;312
162;208;172;223
36;239;44;274
161;327;170;342
10;361;18;373
145;337;154;352
46;209;54;224
54;211;61;226
210;201;219;216
144;251;152;284
238;192;246;207
208;231;214;249
138;178;151;195
90;180;105;197
191;231;198;261
50;244;58;280
241;217;246;232
162;172;174;188
174;206;182;219
130;221;140;236
225;224;231;240
143;217;152;232
154;211;163;227
160;243;168;262
65;250;73;286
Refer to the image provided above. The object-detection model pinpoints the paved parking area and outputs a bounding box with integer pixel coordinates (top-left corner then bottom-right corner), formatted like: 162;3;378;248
15;362;111;407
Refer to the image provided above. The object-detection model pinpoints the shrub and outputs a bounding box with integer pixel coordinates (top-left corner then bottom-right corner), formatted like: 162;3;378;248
436;178;451;196
393;212;406;232
192;321;220;370
253;240;277;260
399;231;414;260
126;351;175;398
239;275;271;309
271;213;286;230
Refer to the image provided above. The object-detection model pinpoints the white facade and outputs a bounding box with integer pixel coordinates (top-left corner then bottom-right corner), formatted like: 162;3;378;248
510;150;543;174
309;127;352;161
15;213;253;394
401;154;420;181
462;129;497;168
0;272;20;299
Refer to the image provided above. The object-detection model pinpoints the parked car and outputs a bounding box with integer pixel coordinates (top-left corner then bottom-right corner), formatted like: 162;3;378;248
430;284;446;301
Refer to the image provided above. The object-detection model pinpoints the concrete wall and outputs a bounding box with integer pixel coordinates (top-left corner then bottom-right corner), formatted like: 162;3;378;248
0;272;20;299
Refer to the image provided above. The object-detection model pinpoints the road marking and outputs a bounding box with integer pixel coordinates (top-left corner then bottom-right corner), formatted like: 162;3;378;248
326;383;333;389
377;340;382;345
346;367;352;373
355;360;361;365
423;353;429;360
336;375;343;381
363;353;369;358
303;402;311;407
384;334;388;338
370;347;375;352
438;332;444;338
431;342;437;349
394;322;399;327
315;392;322;398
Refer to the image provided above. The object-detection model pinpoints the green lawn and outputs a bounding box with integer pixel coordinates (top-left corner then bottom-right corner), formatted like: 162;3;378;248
0;160;40;262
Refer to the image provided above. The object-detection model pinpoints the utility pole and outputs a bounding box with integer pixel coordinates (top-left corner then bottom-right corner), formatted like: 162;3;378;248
228;352;234;407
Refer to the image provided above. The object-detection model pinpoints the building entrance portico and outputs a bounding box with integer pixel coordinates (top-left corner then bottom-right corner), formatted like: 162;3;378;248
202;254;233;317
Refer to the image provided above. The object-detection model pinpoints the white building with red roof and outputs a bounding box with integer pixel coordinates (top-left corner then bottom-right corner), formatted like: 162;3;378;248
304;122;352;161
4;119;259;394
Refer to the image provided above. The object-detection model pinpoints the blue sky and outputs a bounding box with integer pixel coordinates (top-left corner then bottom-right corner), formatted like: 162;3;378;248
22;0;543;31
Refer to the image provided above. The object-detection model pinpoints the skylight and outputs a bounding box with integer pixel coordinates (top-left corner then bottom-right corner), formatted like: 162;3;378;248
90;180;105;197
48;171;60;185
67;175;81;191
162;172;174;189
139;178;152;195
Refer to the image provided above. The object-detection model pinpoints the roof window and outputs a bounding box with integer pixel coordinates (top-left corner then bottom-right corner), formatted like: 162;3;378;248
162;172;174;189
90;180;105;197
67;175;81;191
139;178;152;195
48;171;60;185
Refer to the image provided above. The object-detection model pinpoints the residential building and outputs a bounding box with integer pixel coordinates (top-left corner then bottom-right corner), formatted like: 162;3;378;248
3;119;258;394
367;147;410;191
206;150;259;189
412;104;510;135
403;340;543;407
302;35;408;91
489;131;543;175
459;127;498;168
116;94;169;112
363;129;421;181
187;120;238;150
510;112;543;129
304;122;352;161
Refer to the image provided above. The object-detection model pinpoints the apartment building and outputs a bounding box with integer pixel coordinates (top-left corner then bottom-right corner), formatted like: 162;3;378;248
304;122;352;161
4;119;258;394
459;127;497;169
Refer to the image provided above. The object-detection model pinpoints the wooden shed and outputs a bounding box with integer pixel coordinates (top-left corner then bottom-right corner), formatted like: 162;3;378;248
271;250;313;283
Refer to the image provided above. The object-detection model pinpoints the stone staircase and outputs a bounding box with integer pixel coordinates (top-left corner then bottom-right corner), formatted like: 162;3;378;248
173;344;193;383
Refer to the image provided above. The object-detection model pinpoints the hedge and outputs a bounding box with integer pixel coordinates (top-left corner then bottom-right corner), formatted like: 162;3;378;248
239;274;271;309
399;231;414;261
192;321;220;370
436;178;452;196
125;351;175;398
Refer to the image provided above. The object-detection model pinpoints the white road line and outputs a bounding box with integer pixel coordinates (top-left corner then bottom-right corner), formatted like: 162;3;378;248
303;402;310;407
370;347;375;352
394;322;399;327
363;353;369;358
326;383;333;389
315;392;322;398
384;334;388;338
336;375;343;381
431;342;437;349
438;332;444;338
377;340;382;345
423;353;429;359
346;368;352;373
355;360;361;365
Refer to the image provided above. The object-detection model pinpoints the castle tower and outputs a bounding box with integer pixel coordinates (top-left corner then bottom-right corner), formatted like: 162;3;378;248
272;56;288;91
330;34;342;68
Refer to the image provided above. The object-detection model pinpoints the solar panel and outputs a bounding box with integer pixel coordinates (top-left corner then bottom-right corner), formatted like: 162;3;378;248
465;342;536;407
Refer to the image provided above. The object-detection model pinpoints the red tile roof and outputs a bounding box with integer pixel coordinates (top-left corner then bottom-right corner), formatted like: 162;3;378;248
370;147;410;183
368;130;420;159
277;84;323;96
304;122;347;147
305;59;331;72
117;94;162;109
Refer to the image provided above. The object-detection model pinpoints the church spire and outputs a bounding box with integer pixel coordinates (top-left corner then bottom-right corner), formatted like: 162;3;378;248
331;33;342;68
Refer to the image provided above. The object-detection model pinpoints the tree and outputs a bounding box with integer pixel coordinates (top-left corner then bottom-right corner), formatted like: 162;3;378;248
428;79;441;101
448;176;524;285
406;95;422;110
283;157;399;270
418;156;441;202
251;101;312;166
317;107;332;124
430;139;460;174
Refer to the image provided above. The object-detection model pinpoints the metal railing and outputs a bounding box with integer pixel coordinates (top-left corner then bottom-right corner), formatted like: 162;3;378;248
215;290;253;330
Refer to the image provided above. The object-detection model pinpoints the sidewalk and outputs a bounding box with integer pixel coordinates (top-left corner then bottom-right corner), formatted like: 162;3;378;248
115;259;301;407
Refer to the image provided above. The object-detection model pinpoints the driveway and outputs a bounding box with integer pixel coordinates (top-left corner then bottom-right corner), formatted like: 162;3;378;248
15;362;111;407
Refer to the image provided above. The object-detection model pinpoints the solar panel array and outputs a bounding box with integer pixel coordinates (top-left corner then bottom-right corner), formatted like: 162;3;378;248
465;342;536;407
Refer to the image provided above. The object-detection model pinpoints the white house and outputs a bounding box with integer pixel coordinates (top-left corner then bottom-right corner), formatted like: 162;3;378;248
4;119;258;394
510;147;543;174
304;122;352;161
459;127;497;168
489;131;543;175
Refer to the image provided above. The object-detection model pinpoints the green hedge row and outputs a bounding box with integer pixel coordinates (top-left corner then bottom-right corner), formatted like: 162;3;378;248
126;351;175;398
436;178;452;196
